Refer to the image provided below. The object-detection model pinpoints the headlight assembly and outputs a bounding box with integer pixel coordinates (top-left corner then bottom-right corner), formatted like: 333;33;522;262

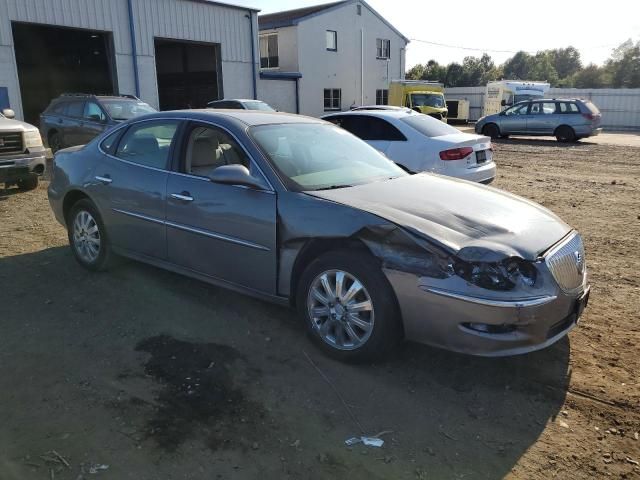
451;257;537;291
24;130;43;149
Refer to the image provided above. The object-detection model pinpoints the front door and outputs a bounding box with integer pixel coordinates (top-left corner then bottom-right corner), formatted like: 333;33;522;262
90;119;181;259
526;101;559;135
165;123;277;293
498;102;530;134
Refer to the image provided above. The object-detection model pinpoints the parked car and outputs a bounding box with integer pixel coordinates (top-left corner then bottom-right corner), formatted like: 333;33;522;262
207;99;275;111
48;110;589;361
40;93;156;152
351;105;412;112
0;108;46;190
323;109;496;184
475;98;602;142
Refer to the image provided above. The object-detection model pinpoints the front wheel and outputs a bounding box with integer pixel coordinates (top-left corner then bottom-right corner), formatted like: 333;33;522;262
67;199;113;271
297;250;401;362
482;123;500;139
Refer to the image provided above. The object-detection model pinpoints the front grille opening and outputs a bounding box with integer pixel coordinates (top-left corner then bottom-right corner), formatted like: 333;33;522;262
0;132;24;156
461;322;517;334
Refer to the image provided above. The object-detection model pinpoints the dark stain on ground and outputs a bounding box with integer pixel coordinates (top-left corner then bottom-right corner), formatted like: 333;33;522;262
135;335;265;452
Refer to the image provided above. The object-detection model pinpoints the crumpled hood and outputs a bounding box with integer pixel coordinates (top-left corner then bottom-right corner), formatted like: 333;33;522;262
0;117;38;132
308;173;571;261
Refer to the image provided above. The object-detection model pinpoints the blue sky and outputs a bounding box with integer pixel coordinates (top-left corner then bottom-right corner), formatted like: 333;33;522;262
232;0;640;68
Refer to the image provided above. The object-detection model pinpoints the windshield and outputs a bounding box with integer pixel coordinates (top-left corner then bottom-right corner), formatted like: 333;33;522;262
400;114;459;137
250;123;407;191
411;93;445;108
101;100;156;121
245;101;275;111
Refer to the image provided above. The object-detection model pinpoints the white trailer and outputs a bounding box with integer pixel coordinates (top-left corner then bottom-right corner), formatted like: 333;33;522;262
484;80;550;116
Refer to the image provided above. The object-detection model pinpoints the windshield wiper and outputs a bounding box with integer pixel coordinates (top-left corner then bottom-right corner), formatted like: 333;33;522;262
317;184;354;190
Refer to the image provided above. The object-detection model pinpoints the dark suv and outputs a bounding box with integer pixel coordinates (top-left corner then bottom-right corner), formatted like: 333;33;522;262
40;94;156;152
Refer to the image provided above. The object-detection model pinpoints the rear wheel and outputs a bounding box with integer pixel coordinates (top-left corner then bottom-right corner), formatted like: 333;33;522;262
482;123;500;139
555;125;576;143
297;250;401;362
17;174;38;191
67;199;113;271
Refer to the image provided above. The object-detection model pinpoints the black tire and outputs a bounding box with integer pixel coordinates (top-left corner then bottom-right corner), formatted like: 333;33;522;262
67;198;113;271
296;250;402;362
49;131;62;153
482;123;500;139
17;174;38;191
555;125;576;143
499;134;510;139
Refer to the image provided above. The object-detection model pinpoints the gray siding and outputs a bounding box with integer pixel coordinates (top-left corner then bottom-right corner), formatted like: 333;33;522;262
0;0;257;119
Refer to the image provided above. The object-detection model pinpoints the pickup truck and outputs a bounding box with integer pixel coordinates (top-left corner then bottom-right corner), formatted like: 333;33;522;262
0;108;46;190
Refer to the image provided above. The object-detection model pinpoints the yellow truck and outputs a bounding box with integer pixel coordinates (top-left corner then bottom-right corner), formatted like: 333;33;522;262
389;80;448;120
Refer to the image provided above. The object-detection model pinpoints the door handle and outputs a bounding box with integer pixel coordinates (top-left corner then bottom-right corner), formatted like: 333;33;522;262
95;175;112;184
170;192;194;202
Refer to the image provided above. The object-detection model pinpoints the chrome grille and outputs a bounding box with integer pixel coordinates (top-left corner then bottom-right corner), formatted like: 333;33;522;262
545;233;586;293
0;131;24;156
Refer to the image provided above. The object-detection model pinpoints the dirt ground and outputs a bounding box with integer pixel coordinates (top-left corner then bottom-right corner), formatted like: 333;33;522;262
0;138;639;480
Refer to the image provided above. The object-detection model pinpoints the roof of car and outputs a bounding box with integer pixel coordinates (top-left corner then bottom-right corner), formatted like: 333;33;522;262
156;109;325;126
209;99;266;103
518;98;584;103
322;109;416;119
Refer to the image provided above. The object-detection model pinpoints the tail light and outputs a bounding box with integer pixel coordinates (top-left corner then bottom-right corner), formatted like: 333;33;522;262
582;113;595;121
439;147;474;161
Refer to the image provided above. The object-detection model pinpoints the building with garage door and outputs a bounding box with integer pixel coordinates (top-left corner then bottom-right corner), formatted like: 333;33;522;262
0;0;260;124
258;0;409;118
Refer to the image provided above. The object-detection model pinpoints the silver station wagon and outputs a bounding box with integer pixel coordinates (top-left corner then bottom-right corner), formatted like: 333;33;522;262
48;110;590;361
475;98;602;142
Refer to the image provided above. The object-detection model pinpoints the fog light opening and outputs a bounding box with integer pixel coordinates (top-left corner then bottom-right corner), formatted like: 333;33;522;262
462;322;517;334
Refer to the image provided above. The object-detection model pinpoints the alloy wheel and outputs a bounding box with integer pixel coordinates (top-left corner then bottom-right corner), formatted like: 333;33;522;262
72;210;101;264
307;269;375;350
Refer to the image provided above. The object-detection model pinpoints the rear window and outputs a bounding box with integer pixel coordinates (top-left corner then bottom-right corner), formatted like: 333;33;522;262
400;114;459;137
584;101;600;114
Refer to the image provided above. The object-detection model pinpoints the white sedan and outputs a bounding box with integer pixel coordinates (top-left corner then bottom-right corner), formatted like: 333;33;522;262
322;109;496;184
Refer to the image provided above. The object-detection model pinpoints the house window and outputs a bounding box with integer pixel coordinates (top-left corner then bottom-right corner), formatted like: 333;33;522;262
376;38;390;59
376;89;388;105
356;4;362;15
326;30;337;51
324;88;341;111
259;34;279;69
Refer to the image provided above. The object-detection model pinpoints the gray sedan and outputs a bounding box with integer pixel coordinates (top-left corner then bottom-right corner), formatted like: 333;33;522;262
48;110;590;361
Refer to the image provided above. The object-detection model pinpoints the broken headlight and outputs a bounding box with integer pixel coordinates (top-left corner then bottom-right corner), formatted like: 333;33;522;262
451;257;537;291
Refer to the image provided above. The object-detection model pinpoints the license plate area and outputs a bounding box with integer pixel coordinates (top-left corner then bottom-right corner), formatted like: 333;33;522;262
476;150;487;164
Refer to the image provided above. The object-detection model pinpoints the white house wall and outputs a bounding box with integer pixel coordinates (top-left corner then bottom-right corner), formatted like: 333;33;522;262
0;0;257;119
295;1;407;117
257;79;297;113
261;25;298;72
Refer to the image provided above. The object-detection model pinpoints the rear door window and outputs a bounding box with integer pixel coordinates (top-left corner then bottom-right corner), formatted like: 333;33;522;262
65;101;85;118
115;120;180;169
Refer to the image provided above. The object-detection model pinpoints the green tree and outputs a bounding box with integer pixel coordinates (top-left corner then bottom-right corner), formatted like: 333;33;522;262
549;46;582;79
406;63;425;80
609;45;640;87
573;64;610;88
502;51;534;79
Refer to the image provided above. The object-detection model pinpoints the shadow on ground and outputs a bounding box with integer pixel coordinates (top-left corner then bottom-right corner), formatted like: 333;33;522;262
0;247;570;479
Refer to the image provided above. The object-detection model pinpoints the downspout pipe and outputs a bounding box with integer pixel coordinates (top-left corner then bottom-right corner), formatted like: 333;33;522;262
248;12;258;100
126;0;141;98
295;77;300;114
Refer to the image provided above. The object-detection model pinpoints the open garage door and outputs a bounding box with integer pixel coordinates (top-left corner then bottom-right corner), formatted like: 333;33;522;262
155;38;222;110
12;23;117;126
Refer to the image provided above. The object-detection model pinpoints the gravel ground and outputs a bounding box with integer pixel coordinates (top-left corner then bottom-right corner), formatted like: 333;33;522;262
0;138;639;479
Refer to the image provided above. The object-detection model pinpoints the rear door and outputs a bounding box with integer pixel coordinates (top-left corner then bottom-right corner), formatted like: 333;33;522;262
61;100;85;146
165;122;277;293
526;101;559;134
90;119;181;259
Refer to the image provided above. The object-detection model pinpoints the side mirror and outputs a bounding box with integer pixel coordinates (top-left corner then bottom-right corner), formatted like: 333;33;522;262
2;108;15;119
88;114;104;122
209;164;267;190
500;99;506;107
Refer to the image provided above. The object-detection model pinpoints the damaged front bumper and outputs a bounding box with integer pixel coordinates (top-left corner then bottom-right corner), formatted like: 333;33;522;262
385;264;589;356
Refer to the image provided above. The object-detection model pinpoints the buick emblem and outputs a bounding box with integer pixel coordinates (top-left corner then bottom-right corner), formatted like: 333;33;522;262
574;251;584;274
